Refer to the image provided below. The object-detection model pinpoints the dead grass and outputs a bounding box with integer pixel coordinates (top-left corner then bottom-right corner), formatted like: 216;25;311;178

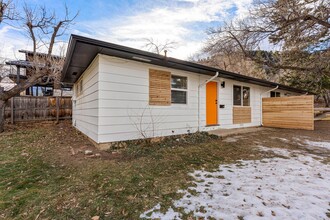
0;120;329;219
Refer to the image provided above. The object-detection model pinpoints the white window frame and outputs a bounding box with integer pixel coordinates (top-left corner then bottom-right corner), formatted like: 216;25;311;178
171;75;188;104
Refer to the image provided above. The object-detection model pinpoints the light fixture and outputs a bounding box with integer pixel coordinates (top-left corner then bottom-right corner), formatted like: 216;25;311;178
221;81;225;88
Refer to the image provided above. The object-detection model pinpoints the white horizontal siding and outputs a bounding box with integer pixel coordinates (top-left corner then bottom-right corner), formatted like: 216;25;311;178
73;54;303;143
72;55;100;142
205;79;268;130
97;55;202;142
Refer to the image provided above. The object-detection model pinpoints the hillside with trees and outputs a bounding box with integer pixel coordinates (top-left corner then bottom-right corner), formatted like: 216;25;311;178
192;0;330;106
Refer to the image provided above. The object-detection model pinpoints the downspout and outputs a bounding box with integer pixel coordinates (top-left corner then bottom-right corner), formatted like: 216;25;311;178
198;72;219;131
260;85;279;126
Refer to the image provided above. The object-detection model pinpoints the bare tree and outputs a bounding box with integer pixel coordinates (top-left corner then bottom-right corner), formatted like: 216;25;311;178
0;0;18;81
202;0;330;106
128;105;165;141
191;51;273;80
0;56;9;78
143;38;178;55
205;0;330;76
0;4;78;132
0;0;16;23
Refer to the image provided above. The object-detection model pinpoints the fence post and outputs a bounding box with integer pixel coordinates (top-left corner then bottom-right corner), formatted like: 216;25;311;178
56;97;60;123
11;98;14;124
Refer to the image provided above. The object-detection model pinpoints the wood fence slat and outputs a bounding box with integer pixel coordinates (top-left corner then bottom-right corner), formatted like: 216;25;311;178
10;98;14;124
56;97;59;123
5;96;72;122
262;95;314;130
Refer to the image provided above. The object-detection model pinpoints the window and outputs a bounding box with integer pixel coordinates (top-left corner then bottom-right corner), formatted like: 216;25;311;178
233;85;241;106
77;79;83;96
79;80;83;94
171;75;187;104
243;87;250;106
27;86;53;96
233;85;250;106
270;91;280;97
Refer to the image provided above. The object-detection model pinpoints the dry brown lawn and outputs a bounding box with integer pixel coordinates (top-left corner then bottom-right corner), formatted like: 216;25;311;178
0;120;329;219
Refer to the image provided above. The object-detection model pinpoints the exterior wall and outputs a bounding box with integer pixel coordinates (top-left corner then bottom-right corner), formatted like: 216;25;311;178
210;82;300;130
72;56;100;142
97;55;204;143
74;54;302;143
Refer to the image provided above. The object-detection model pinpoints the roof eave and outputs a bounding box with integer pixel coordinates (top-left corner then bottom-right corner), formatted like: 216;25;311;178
61;34;312;95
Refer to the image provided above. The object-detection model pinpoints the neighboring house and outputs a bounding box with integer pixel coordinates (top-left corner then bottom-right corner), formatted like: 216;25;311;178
0;76;16;91
61;35;308;146
6;50;73;97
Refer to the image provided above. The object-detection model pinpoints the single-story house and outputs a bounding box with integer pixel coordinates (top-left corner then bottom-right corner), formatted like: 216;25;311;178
61;35;309;146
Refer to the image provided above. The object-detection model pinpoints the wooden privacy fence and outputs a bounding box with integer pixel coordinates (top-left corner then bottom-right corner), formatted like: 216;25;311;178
262;95;314;130
5;96;72;123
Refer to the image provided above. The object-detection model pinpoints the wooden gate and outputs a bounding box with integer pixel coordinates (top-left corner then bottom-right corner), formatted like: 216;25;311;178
5;96;72;123
262;95;314;130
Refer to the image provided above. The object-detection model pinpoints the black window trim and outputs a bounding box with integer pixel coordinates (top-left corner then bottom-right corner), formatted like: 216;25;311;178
171;74;188;104
270;91;281;97
233;85;250;106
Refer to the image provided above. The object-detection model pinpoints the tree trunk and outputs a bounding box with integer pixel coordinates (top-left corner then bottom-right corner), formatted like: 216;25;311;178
0;100;5;133
323;93;330;107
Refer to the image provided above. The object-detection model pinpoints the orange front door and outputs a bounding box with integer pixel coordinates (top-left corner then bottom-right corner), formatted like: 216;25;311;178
206;81;218;125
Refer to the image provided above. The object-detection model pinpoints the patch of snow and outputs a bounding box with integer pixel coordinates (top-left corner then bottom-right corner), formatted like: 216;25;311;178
305;140;330;150
271;137;289;143
140;206;180;219
292;137;303;143
257;146;298;157
141;147;330;219
223;137;239;143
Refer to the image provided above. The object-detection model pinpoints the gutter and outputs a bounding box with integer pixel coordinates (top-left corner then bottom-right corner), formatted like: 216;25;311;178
260;85;279;126
198;72;219;131
62;35;310;95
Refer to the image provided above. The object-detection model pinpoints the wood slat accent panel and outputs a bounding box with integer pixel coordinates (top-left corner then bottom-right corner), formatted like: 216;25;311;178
233;106;251;124
149;69;171;106
262;95;314;130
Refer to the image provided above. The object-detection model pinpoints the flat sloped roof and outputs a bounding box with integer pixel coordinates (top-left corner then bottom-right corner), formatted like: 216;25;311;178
62;34;309;94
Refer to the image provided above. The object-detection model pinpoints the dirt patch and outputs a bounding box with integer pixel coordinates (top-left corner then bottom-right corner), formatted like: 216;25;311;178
2;121;120;165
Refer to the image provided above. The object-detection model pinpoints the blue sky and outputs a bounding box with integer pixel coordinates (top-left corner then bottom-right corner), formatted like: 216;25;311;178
0;0;253;60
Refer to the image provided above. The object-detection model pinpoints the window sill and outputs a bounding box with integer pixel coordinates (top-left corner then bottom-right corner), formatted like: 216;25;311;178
171;103;188;105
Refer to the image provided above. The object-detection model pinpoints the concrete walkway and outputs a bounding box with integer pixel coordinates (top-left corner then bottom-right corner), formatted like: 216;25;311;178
208;126;271;138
